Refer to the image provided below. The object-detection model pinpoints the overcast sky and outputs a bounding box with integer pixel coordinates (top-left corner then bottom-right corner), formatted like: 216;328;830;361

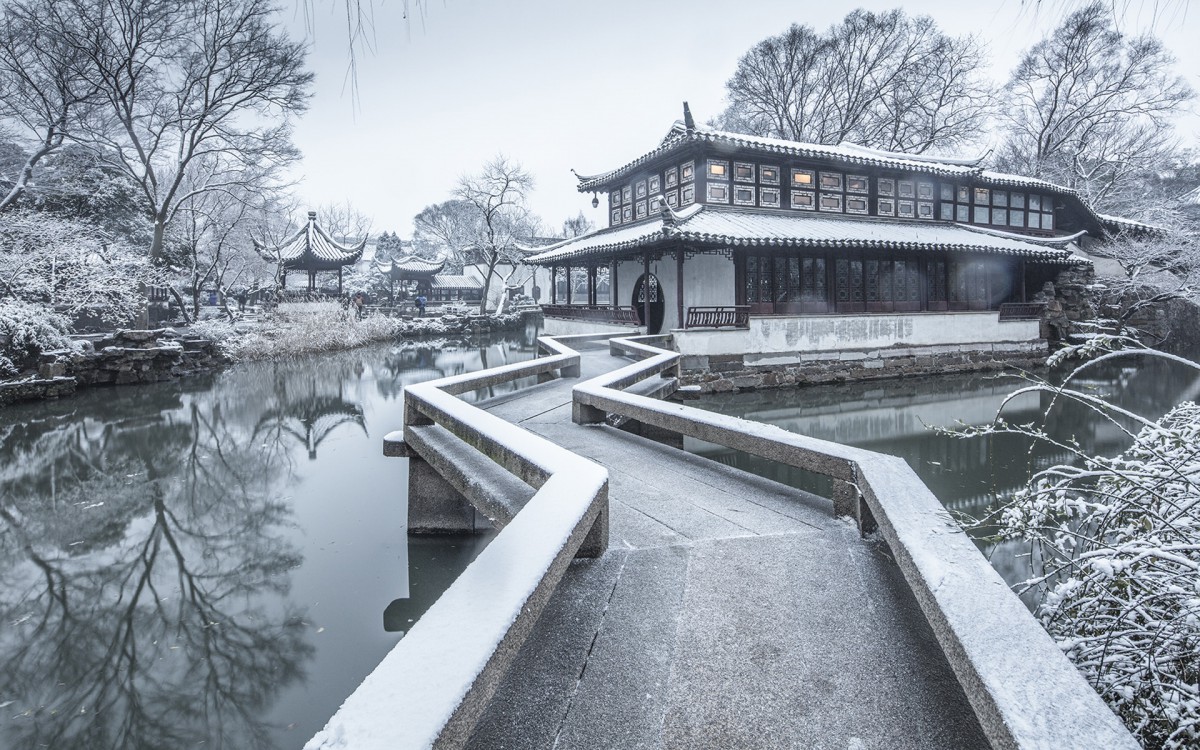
284;0;1199;238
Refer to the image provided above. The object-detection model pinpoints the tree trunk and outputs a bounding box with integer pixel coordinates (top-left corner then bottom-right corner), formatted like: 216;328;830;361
478;252;500;315
168;286;192;325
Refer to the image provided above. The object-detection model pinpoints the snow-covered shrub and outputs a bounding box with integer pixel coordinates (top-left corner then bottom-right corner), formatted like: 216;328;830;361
0;210;160;326
0;299;73;375
216;302;403;360
958;335;1200;749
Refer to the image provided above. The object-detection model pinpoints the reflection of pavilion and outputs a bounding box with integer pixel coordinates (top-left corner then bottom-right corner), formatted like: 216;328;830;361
255;211;366;294
253;372;367;460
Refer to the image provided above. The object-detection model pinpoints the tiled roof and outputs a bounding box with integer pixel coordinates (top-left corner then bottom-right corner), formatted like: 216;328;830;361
429;274;483;290
574;122;1079;199
255;212;366;270
526;205;1087;266
1096;212;1164;235
377;255;445;277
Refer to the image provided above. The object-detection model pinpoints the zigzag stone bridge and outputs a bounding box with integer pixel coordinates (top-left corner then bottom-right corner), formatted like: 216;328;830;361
305;333;1136;750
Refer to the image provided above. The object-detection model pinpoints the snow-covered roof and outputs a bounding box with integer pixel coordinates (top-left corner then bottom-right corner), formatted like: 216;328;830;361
255;211;366;271
526;204;1087;266
1096;212;1164;235
376;255;445;278
573;121;1079;198
429;274;483;290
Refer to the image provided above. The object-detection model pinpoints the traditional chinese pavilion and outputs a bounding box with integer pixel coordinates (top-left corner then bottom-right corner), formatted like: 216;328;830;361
255;211;366;294
528;105;1116;377
375;255;445;302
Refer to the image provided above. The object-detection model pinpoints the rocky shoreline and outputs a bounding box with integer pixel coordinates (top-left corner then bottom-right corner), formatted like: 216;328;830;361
0;309;541;407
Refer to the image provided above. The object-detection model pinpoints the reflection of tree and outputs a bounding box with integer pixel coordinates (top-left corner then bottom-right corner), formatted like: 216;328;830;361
375;334;539;401
0;386;311;750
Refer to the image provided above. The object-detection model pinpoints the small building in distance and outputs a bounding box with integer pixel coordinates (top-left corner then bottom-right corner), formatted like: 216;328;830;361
375;255;445;304
528;104;1125;387
255;211;366;295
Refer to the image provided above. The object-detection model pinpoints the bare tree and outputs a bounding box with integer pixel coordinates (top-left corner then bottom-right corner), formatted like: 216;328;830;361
0;0;103;210
412;199;479;272
996;2;1193;217
316;199;372;245
66;0;313;263
714;10;993;155
454;156;537;314
561;211;594;238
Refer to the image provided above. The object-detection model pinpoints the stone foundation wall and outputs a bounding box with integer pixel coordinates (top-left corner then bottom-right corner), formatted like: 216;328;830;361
680;341;1047;393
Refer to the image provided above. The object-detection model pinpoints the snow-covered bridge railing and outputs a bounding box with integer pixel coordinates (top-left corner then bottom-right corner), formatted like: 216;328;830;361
573;333;1138;750
306;333;614;750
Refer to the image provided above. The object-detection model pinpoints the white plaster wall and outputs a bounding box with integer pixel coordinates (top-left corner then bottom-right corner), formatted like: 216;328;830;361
674;312;1041;358
683;253;736;309
542;317;642;336
615;260;642;308
615;255;728;332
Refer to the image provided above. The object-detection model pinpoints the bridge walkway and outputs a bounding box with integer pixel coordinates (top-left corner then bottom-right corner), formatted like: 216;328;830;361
463;342;989;750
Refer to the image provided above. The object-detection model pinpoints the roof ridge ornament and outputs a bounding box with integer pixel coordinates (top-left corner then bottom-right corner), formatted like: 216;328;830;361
683;101;696;133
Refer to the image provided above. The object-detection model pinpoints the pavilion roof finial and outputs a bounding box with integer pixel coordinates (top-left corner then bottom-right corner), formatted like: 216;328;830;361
307;210;317;221
683;101;696;132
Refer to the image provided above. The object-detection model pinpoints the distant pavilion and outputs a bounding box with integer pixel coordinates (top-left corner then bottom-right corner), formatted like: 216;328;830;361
375;255;445;302
256;211;366;294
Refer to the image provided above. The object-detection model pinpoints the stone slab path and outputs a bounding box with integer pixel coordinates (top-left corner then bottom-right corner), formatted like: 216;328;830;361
464;343;989;750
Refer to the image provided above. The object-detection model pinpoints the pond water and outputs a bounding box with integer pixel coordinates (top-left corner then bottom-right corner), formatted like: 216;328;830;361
0;327;540;750
688;349;1200;588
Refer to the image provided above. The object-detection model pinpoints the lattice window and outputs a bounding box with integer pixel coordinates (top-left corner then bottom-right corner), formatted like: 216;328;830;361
734;162;755;182
649;175;660;193
760;188;780;208
819;193;843;212
878;198;895;216
792;190;815;210
792;168;815;188
820;172;843;190
665;167;678;188
878;178;896;197
847;175;869;194
760;166;780;185
707;183;730;203
898;200;914;218
707;159;729;180
734;185;755;206
847;196;868;215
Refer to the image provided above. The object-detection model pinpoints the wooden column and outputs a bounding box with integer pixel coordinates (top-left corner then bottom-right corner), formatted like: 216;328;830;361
338;267;344;295
551;266;558;304
676;247;685;330
642;252;650;332
565;264;572;305
611;259;619;310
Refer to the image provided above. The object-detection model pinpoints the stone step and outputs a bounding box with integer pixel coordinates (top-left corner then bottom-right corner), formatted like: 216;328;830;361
404;423;537;527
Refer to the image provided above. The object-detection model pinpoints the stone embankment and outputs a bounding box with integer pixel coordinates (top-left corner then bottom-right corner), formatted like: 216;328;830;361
0;329;226;406
681;341;1046;393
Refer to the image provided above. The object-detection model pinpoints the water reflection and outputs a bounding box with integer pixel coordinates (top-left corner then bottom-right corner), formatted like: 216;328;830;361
690;353;1200;551
0;330;538;749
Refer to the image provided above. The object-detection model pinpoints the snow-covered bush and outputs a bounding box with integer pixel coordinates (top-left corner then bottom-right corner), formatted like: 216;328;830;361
959;335;1200;749
0;210;159;326
0;299;73;376
215;302;402;360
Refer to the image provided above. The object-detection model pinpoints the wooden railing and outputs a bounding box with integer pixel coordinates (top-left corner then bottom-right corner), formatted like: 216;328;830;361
570;333;1138;750
542;304;640;326
998;302;1047;321
685;305;750;329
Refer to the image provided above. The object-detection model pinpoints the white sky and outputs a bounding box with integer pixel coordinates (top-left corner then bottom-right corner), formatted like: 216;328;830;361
285;0;1200;238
